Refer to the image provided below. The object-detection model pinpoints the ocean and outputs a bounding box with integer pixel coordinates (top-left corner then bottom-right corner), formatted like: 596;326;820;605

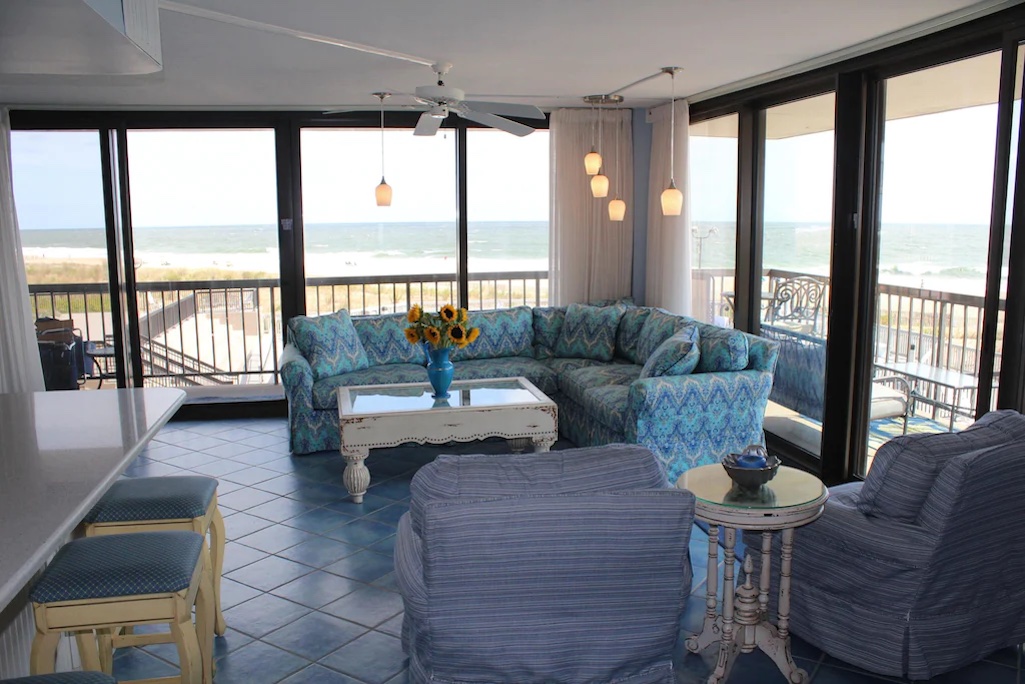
19;220;998;285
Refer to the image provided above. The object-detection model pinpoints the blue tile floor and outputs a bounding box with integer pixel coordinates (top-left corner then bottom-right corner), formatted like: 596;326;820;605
114;417;1023;684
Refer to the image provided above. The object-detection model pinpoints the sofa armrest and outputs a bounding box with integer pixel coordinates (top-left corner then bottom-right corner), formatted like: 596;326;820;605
280;342;314;412
628;370;774;481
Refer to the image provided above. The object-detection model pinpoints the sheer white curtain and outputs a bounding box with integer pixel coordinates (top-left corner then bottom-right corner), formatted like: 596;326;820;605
646;100;691;314
0;108;44;393
549;108;633;305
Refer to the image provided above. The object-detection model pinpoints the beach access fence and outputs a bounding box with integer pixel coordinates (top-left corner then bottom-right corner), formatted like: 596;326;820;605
27;268;996;421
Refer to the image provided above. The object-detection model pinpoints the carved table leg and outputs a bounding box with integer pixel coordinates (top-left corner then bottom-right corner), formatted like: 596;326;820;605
340;447;370;503
707;527;738;684
759;531;772;618
686;524;721;654
531;436;555;452
753;526;806;683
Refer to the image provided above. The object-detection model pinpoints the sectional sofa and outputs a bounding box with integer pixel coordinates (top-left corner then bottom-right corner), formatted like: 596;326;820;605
281;302;779;481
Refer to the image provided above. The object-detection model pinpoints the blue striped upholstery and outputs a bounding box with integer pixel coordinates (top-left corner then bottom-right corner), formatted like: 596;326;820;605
746;412;1025;679
2;674;118;684
84;476;216;523
31;531;204;604
396;447;694;684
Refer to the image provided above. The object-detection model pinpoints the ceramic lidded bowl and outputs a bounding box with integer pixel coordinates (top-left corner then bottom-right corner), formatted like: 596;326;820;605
722;445;780;491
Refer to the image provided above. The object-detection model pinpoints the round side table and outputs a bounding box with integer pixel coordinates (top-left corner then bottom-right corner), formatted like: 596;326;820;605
677;464;827;684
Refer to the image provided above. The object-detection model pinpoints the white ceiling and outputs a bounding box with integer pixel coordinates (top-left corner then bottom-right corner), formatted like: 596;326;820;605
0;0;1017;111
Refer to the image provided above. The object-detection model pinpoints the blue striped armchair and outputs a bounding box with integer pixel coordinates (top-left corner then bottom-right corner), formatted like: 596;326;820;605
394;444;696;683
751;410;1025;679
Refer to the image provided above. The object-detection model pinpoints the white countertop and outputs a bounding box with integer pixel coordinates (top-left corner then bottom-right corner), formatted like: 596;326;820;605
0;388;185;610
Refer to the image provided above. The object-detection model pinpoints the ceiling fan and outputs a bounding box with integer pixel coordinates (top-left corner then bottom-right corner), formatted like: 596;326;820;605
157;1;545;136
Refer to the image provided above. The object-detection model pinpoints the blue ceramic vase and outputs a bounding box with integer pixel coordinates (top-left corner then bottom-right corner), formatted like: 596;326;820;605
427;346;454;399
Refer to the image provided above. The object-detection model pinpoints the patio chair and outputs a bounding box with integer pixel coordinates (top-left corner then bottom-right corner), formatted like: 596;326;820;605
395;444;696;684
765;274;827;335
749;410;1025;679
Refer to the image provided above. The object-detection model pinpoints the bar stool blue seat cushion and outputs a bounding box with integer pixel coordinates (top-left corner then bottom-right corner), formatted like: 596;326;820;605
84;476;217;523
30;531;204;604
3;673;118;683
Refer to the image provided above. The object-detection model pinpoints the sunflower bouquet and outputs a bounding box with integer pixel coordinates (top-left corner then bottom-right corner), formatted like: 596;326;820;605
404;304;481;350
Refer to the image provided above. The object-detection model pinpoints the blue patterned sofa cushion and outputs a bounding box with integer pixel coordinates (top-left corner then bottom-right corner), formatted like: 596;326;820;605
542;356;603;376
554;303;626;362
409;444;669;532
858;410;1025;522
532;306;566;359
84;476;216;523
636;309;686;364
453;357;558;396
287;310;369;380
640;325;700;378
580;385;631;433
615;307;651;364
353;312;426;366
451;306;534;362
312;364;428;409
559;363;642;407
30;531;204;604
695;326;749;373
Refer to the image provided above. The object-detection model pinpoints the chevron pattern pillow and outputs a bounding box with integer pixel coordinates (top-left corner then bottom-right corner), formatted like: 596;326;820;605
288;310;370;380
695;326;749;373
554;303;626;361
640;325;700;378
353;312;426;366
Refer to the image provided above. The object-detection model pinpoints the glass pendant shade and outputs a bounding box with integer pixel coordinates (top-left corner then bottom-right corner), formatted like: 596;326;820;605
584;149;602;175
661;180;683;216
591;173;609;198
608;198;626;221
376;177;392;207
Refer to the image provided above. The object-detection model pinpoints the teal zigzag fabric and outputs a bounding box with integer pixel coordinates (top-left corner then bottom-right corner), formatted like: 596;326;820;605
542;357;603;376
451;306;534;362
616;307;651;363
287;310;369;380
636;309;687;364
558;394;627;449
761;325;825;419
354;313;426;366
554;303;626;362
559;363;642;407
640;325;700;379
312;364;429;409
532;307;566;359
580;385;631;433
695;326;749;373
453;358;559;395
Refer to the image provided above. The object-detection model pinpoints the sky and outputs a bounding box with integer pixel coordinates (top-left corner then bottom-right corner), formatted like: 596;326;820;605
10;100;1010;231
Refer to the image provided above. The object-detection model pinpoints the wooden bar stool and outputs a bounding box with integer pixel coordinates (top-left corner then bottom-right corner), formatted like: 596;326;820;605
82;476;226;636
3;674;117;684
29;531;213;684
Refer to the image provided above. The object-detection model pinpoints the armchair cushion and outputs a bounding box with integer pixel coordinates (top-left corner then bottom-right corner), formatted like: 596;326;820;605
640;325;700;378
287;309;369;380
554;303;626;362
858;410;1025;522
694;326;749;373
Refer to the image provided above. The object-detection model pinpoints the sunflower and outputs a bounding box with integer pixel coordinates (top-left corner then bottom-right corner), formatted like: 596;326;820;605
404;327;421;344
407;305;422;324
467;327;481;343
448;324;467;345
439;304;457;322
457;308;468;323
425;326;442;345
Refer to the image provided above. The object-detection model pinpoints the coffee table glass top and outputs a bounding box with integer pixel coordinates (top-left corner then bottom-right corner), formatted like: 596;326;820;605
342;377;549;415
677;464;825;510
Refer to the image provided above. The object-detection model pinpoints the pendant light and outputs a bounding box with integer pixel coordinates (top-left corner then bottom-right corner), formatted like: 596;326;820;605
374;92;392;207
660;67;683;216
584;102;602;175
590;106;609;198
608;103;626;221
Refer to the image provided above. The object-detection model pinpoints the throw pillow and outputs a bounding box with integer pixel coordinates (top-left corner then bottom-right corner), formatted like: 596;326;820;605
640;325;701;378
616;307;652;364
636;309;686;364
858;409;1025;522
287;309;369;380
694;326;749;373
554;303;626;362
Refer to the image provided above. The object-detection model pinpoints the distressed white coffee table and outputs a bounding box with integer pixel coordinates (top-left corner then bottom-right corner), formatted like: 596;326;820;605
337;376;558;502
677;464;827;684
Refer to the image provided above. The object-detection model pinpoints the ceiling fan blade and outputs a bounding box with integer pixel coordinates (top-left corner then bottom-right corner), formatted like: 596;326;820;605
456;109;535;137
414;112;444;136
157;0;434;66
461;101;545;120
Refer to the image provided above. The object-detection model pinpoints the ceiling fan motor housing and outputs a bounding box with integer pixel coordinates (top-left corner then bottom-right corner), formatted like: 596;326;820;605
415;84;466;104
